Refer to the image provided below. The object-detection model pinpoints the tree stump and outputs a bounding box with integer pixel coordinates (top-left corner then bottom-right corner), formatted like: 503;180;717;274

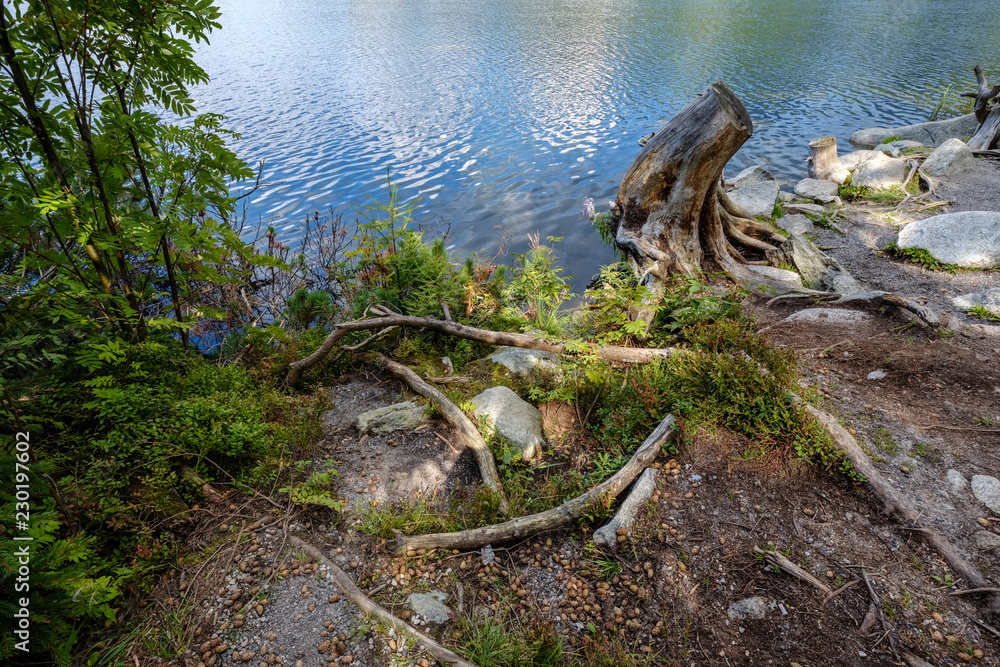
611;82;794;296
807;136;850;184
963;65;1000;151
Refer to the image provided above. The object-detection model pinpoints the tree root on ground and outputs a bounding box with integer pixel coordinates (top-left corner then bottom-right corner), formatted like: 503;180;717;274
387;415;677;555
766;290;940;328
284;307;677;387
374;354;509;515
800;399;1000;621
289;536;477;667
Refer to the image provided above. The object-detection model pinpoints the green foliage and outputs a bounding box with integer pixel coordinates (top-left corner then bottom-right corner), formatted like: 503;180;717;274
582;264;653;346
455;609;564;667
285;289;335;330
967;305;1000;322
502;234;575;336
881;135;902;144
884;241;959;272
279;467;343;510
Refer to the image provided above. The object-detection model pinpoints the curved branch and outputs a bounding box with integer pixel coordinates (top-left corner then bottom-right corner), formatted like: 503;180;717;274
374;355;509;515
388;415;677;554
721;209;778;252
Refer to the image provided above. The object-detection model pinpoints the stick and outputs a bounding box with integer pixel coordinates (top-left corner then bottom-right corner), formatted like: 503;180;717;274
289;537;477;667
285;311;677;385
754;547;831;594
822;579;860;605
802;401;1000;620
375;355;509;515
951;587;1000;596
388;415;677;555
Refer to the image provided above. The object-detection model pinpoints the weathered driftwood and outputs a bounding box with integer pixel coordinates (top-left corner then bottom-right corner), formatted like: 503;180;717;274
807;136;850;184
804;403;1000;620
611;82;796;296
289;537;477;667
962;64;1000;125
375;354;509;515
388;414;677;555
969;104;1000;151
285;310;677;386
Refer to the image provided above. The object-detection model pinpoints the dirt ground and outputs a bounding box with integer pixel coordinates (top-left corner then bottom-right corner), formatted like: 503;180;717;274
137;160;1000;667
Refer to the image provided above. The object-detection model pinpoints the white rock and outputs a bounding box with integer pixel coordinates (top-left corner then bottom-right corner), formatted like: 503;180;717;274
593;468;658;549
866;369;887;381
406;591;452;624
840;150;882;170
728;181;780;218
849;128;894;150
953;288;1000;317
897;211;1000;269
729;165;776;188
783;202;825;215
946;469;968;495
875;140;923;157
851;153;908;190
849;113;979;149
727;597;768;620
356;401;429;435
744;264;802;287
921;138;976;177
971;475;1000;514
777;214;814;237
487;346;561;377
974;531;1000;551
783;309;870;326
794;178;839;202
471;386;545;460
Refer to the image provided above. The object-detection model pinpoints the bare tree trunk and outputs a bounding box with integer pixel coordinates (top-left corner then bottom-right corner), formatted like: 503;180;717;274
963;65;1000;151
611;82;793;296
968;104;1000;151
807;136;850;184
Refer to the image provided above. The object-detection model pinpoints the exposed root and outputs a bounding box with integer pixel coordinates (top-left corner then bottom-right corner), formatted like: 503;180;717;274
289;537;477;667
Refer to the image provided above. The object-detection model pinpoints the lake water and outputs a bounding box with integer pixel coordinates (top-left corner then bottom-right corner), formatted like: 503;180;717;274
194;0;1000;286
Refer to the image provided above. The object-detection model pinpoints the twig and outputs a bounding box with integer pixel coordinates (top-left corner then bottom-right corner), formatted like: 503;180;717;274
423;375;472;384
970;617;1000;640
951;587;1000;596
441;301;453;322
343;325;399;352
822;578;860;605
754;547;831;595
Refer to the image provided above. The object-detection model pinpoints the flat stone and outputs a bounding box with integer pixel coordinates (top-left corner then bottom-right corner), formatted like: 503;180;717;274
783;309;870;326
729;165;776;188
922;138;977;178
487;346;561;377
794;178;839;202
471;386;545;460
356;401;428;435
727;596;768;620
777;190;795;203
849;113;980;149
851;153;908;190
729;181;780;218
974;531;1000;551
946;469;968;495
897;212;1000;269
744;264;803;287
875;140;924;157
971;475;1000;515
840;150;882;170
593;468;658;549
406;591;452;624
953;289;1000;317
777;213;814;237
783;202;825;215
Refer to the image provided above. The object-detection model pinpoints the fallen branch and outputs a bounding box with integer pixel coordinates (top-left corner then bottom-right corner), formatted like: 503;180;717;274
285;310;677;386
823;578;861;605
388;414;677;555
951;587;1000;596
754;547;831;595
290;536;477;667
767;290;940;328
802;401;1000;620
375;354;508;515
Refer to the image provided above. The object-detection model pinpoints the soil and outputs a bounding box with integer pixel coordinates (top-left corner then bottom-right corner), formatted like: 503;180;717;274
132;160;1000;667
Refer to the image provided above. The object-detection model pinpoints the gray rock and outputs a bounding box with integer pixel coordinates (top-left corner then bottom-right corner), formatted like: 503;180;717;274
866;369;887;381
729;181;780;218
851;153;908;190
849;128;895;150
356;401;428;435
946;469;968;495
794;178;839;202
783;309;870;326
849;113;980;149
953;288;1000;317
783;202;825;215
487;346;562;377
974;531;1000;551
777;213;814;237
729;165;776;188
875;140;924;157
768;234;864;294
744;265;803;287
471;386;545;460
593;468;658;549
922;138;977;178
840;150;882;170
971;475;1000;514
896;211;1000;269
777;190;795;203
406;591;452;624
727;596;768;620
